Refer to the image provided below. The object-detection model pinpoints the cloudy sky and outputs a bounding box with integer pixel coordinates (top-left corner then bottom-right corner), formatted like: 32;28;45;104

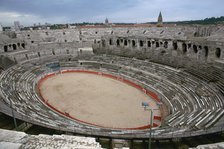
0;0;223;26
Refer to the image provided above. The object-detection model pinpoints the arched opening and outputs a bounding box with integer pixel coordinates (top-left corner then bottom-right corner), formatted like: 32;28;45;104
116;39;120;46
188;43;192;49
94;39;96;44
147;41;151;47
21;43;25;49
31;41;34;43
215;48;221;58
12;44;17;50
17;43;20;47
140;40;144;47
132;40;136;47
124;40;128;46
164;41;168;49
4;45;8;52
109;39;113;45
156;42;159;48
182;43;187;53
193;45;198;53
64;40;67;43
204;46;209;57
173;42;178;50
66;49;69;54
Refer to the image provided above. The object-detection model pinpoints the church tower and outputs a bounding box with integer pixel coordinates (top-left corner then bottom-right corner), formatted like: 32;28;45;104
105;18;109;25
157;11;163;27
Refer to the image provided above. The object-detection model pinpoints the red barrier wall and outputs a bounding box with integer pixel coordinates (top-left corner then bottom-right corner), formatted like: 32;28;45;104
37;70;161;130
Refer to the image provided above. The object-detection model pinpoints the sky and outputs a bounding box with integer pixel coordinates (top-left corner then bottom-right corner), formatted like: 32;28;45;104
0;0;223;26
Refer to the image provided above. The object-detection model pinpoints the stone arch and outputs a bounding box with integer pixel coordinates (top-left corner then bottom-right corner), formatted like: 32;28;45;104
132;40;136;47
147;41;151;47
12;44;17;50
182;43;187;53
164;41;168;49
109;39;113;45
156;41;159;48
215;48;221;58
21;43;25;49
193;45;198;53
188;43;192;49
139;40;144;47
173;42;178;50
124;39;128;46
4;45;8;52
116;39;120;46
204;46;209;57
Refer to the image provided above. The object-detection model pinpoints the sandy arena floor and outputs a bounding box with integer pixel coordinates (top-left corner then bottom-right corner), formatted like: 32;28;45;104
39;72;161;129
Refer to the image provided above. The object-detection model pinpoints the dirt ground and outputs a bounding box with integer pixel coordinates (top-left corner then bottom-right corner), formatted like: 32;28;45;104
39;72;161;129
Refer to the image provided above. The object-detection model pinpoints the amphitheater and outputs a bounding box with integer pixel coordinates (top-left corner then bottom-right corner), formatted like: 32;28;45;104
0;24;224;149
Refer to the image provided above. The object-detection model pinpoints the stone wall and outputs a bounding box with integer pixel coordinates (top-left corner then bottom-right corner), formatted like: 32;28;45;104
1;25;224;70
94;34;224;69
